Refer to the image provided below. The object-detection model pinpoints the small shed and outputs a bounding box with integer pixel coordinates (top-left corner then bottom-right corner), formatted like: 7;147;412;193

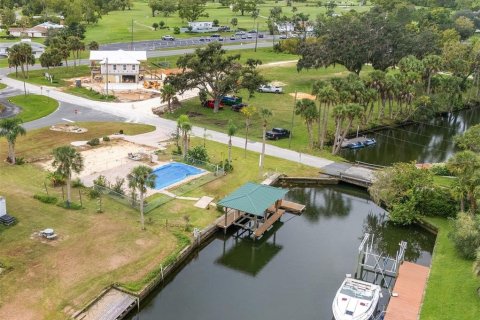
217;182;288;238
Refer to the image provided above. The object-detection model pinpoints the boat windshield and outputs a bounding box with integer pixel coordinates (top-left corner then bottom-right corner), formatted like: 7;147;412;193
340;284;375;301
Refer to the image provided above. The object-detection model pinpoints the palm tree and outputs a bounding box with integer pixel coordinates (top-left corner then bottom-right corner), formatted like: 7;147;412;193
315;83;338;148
88;41;99;51
447;151;480;214
422;54;442;95
52;146;84;207
259;108;272;173
240;105;257;158
128;165;156;230
332;103;363;155
177;115;192;157
160;84;176;113
227;120;237;165
7;43;35;95
0;117;26;164
67;36;85;68
295;99;318;150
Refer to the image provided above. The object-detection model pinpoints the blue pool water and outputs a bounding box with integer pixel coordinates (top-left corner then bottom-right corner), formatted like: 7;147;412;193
152;162;203;189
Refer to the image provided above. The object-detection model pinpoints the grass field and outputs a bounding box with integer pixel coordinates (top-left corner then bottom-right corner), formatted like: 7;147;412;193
65;87;116;102
84;1;371;44
8;65;90;87
0;83;6;90
420;217;480;320
0;121;319;318
8;94;59;122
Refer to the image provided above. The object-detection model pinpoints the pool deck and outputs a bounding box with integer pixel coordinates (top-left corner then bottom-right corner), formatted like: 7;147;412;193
385;261;430;320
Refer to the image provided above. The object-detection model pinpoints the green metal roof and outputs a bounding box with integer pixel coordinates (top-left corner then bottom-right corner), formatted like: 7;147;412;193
217;182;288;217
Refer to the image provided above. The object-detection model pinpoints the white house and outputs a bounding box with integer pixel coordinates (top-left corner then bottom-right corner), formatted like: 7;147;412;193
0;39;46;58
8;21;64;38
188;21;213;31
89;50;147;83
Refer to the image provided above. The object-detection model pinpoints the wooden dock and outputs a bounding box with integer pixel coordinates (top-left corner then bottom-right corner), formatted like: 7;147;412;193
385;262;430;320
267;200;306;215
216;209;244;229
254;209;285;238
74;288;137;320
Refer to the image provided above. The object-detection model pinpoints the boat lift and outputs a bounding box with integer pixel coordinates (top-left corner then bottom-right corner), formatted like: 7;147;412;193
355;233;407;294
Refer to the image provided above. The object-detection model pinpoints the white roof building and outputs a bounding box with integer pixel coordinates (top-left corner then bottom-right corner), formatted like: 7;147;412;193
89;50;147;84
89;50;147;64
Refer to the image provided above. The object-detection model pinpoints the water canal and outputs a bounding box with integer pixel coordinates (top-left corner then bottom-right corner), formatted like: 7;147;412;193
341;107;480;166
130;185;435;320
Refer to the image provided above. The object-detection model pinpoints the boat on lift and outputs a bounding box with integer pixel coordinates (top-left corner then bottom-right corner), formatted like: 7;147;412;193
332;276;381;320
363;138;376;146
347;142;365;149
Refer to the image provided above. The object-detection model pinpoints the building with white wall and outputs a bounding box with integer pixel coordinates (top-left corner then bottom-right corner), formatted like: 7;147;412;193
89;50;147;83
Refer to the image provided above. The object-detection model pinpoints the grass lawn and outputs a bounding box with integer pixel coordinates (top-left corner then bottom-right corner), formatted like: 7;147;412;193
8;65;90;88
65;87;116;102
0;122;320;318
85;1;371;44
164;62;378;159
8;94;59;122
0;83;6;90
420;217;480;320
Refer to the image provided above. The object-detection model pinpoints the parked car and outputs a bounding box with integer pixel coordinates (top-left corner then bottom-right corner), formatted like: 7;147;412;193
203;100;224;109
218;37;224;41
221;95;242;106
235;31;246;36
199;37;206;41
162;35;175;41
210;34;221;38
266;128;291;140
218;26;230;32
258;84;283;93
279;34;287;39
231;103;248;112
258;34;264;38
247;30;257;34
241;35;247;39
247;34;253;39
230;35;236;40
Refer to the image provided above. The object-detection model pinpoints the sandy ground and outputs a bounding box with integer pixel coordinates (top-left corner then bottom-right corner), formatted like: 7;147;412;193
289;92;316;100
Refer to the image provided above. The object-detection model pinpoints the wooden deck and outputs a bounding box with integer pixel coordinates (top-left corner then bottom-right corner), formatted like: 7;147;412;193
385;261;430;320
74;288;137;320
217;209;244;229
254;209;285;238
267;200;306;215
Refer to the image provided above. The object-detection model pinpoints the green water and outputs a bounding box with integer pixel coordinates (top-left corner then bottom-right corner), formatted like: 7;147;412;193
341;108;480;166
132;185;435;320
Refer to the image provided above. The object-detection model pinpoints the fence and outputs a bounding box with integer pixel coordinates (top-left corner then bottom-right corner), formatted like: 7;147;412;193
171;154;225;176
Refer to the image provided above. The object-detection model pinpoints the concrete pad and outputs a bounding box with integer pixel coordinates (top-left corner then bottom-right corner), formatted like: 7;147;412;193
194;196;214;209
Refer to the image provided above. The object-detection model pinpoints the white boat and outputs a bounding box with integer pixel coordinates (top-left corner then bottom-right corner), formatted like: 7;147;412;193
332;277;381;320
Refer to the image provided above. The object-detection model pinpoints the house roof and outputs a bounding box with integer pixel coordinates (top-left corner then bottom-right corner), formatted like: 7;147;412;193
90;50;147;64
217;182;288;217
37;21;64;29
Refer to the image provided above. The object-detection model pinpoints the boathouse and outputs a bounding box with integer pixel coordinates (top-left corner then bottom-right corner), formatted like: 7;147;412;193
217;182;290;238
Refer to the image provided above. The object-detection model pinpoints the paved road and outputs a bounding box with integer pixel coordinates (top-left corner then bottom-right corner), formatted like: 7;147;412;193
101;34;276;52
0;98;20;119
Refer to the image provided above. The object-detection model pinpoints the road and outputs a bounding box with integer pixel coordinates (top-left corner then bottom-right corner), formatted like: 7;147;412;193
0;49;375;181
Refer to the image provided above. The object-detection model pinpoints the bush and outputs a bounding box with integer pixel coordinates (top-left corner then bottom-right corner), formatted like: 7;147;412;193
47;171;65;187
449;212;480;259
87;138;100;146
33;194;58;204
57;201;82;210
72;178;84;188
102;136;110;142
88;188;100;199
173;26;180;34
112;177;125;195
218;159;233;173
415;187;457;218
430;163;453;176
389;199;418;225
186;145;209;163
15;157;25;165
93;175;108;188
119;129;124;134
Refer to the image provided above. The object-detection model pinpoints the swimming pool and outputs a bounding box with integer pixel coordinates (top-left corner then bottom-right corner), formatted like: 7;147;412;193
152;162;203;190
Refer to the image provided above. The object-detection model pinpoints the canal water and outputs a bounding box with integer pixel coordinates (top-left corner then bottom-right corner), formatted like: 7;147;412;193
341;107;480;166
131;185;435;320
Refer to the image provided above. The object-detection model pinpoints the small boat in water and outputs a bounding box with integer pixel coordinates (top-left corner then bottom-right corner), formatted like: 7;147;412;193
363;138;376;146
332;277;381;320
347;142;365;149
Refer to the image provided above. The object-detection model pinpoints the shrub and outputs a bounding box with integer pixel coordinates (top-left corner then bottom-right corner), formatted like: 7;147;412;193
119;129;124;134
72;178;84;188
449;212;480;259
15;157;25;165
87;138;100;146
47;171;65;187
93;175;108;188
430;163;453;176
218;159;233;173
415;187;457;218
172;145;182;156
213;19;219;26
111;177;125;195
389;199;418;225
57;201;82;210
102;136;110;142
33;194;58;204
88;188;100;199
186;145;209;164
173;26;180;34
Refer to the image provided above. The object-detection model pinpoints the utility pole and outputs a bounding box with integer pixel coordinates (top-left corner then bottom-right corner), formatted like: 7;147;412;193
289;91;297;148
254;22;259;52
131;19;134;50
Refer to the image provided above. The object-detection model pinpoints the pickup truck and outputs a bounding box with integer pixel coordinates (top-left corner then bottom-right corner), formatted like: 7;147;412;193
258;84;283;93
203;100;224;109
221;95;242;106
266;128;290;140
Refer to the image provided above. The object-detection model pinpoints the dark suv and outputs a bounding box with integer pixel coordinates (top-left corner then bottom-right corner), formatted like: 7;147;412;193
266;128;290;140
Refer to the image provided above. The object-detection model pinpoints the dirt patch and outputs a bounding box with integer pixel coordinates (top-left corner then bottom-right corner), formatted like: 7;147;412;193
270;80;287;87
213;120;228;126
290;92;316;100
50;124;88;133
187;111;204;117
